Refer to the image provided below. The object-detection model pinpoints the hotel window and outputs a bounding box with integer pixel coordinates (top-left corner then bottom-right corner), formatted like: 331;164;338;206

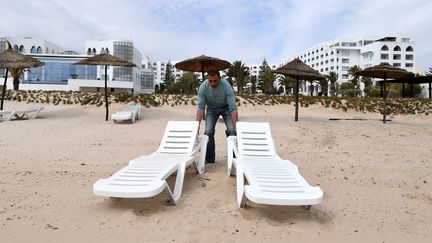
325;53;328;56
321;47;324;51
325;67;329;71
341;58;349;64
393;45;401;51
320;69;323;72
320;54;324;58
401;38;410;42
381;45;389;51
342;66;349;71
331;51;334;55
330;58;334;62
312;57;315;61
342;74;349;79
405;54;413;60
405;63;413;67
393;63;401;67
341;42;356;47
316;63;319;66
381;54;388;59
316;56;319;59
406;46;413;52
311;64;314;67
341;50;350;56
320;61;323;65
330;66;334;70
325;60;329;64
393;54;401;60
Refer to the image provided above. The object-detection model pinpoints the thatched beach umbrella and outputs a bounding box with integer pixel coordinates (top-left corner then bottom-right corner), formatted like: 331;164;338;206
0;41;44;110
175;55;230;81
273;58;325;122
75;53;136;121
356;63;414;123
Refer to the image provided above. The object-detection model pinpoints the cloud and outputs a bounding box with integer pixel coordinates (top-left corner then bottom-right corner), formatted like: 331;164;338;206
1;0;431;70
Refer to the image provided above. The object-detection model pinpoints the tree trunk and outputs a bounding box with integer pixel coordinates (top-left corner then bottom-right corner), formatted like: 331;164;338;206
1;69;9;110
13;79;19;91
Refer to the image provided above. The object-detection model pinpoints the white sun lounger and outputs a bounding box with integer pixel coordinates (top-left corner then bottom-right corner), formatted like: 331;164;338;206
111;104;141;123
1;106;44;121
93;121;208;205
13;106;44;120
0;110;15;121
227;122;323;208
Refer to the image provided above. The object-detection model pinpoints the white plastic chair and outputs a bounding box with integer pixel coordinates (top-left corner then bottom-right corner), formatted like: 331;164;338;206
227;122;323;208
111;104;141;123
93;121;208;205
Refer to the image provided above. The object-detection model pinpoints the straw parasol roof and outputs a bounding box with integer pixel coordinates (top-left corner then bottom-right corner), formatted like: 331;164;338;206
355;62;414;124
175;55;230;73
75;53;136;121
0;48;44;70
75;53;136;67
0;41;45;110
355;62;414;79
273;58;325;122
273;58;325;81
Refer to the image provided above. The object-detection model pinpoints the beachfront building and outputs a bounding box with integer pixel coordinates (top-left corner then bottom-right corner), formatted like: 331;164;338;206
149;60;185;86
1;37;154;93
288;35;416;96
84;40;144;93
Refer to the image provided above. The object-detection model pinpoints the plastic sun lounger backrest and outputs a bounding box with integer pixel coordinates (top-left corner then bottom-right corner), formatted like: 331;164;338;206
236;122;276;158
157;121;199;154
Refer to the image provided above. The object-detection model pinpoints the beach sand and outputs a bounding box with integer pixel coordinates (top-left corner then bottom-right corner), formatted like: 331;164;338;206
1;101;431;242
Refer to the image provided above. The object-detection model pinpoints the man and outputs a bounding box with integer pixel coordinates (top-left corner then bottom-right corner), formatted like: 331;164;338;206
196;70;238;163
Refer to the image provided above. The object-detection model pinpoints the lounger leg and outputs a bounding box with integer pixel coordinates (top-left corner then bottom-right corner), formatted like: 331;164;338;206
227;136;236;176
164;182;175;205
171;161;188;204
236;164;246;208
195;135;208;174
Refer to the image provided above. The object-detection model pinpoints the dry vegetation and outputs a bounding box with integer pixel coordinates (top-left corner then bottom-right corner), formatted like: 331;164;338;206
4;90;432;115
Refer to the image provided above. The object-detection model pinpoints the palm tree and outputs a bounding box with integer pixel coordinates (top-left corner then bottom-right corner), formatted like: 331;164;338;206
164;61;175;93
10;68;28;90
426;67;432;76
179;72;199;94
318;77;328;96
362;77;373;96
278;75;295;95
326;71;338;97
250;76;257;94
348;65;361;97
226;60;250;95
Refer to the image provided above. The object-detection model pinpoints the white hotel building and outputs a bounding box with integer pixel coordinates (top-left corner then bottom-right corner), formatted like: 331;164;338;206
289;35;416;95
1;37;154;93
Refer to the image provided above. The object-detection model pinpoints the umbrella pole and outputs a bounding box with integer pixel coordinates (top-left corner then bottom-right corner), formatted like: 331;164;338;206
1;68;9;110
201;62;205;84
383;73;387;124
104;65;109;121
295;77;299;122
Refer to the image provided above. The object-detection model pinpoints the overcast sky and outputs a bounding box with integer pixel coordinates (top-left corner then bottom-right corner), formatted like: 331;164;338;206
2;0;431;71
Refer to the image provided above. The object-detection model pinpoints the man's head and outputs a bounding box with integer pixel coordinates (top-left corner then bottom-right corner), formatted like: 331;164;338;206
207;70;221;88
